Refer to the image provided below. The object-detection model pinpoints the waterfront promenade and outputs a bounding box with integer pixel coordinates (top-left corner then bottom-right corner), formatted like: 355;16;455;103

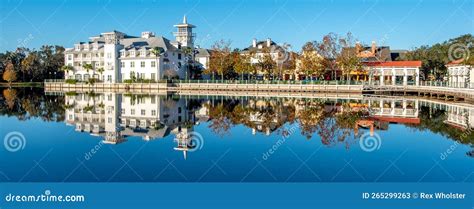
44;80;474;102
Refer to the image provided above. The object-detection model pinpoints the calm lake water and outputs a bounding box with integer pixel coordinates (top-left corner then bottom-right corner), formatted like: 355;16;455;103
0;88;473;182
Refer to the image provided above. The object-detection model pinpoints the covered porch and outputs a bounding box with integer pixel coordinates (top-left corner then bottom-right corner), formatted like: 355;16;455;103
365;61;421;86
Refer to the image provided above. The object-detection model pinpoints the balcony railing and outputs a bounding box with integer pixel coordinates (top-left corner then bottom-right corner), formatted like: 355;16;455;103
173;32;196;37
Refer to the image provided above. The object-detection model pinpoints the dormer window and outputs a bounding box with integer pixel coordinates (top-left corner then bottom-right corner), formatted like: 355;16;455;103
140;50;146;57
130;51;136;57
120;51;125;57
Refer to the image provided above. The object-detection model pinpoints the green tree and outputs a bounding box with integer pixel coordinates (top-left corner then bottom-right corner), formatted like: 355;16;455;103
182;46;194;80
83;63;93;73
20;51;40;81
401;34;474;80
96;67;104;81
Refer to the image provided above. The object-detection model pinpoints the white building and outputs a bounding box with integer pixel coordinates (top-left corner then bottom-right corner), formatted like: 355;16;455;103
240;38;290;78
64;16;196;83
66;93;195;142
366;61;421;86
65;92;125;144
194;47;211;70
446;59;473;88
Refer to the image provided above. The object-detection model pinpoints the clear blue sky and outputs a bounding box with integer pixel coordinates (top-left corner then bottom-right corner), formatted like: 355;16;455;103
0;0;472;52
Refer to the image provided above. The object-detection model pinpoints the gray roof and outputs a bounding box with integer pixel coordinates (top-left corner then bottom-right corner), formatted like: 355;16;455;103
195;48;211;57
120;36;176;51
122;126;170;139
71;30;173;51
241;40;278;53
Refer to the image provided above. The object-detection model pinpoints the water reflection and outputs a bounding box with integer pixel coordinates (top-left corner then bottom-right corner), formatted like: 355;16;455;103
57;91;474;158
2;88;474;182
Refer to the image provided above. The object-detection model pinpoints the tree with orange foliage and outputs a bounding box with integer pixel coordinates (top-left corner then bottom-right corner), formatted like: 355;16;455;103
2;63;17;86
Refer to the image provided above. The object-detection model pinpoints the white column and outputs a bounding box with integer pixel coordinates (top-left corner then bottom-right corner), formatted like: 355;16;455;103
414;100;419;117
390;100;395;116
403;68;408;86
379;99;384;115
369;72;373;85
415;68;420;86
391;68;396;86
402;100;407;117
380;68;384;86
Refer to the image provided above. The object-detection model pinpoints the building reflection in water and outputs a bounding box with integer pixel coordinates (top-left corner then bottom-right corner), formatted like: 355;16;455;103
64;92;474;159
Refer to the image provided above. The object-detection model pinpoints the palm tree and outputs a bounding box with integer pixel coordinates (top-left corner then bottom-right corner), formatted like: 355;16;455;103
151;47;165;56
96;67;104;81
61;65;74;73
151;47;164;81
83;63;93;73
182;46;194;80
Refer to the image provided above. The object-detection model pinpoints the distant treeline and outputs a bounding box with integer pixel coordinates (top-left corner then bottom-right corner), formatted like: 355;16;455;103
399;34;474;80
0;87;65;122
0;45;64;83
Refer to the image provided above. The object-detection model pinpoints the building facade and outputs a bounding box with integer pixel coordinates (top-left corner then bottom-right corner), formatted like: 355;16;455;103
64;16;196;83
366;61;421;86
240;38;291;78
446;59;473;88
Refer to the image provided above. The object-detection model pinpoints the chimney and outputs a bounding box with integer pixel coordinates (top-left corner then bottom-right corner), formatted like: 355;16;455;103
141;31;155;39
252;38;257;48
355;41;362;54
371;41;376;54
266;38;271;47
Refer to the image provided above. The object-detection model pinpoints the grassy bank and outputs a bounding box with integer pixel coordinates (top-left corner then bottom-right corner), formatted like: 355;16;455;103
0;82;43;87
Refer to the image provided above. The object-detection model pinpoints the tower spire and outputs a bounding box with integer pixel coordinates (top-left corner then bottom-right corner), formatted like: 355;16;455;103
183;15;187;24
